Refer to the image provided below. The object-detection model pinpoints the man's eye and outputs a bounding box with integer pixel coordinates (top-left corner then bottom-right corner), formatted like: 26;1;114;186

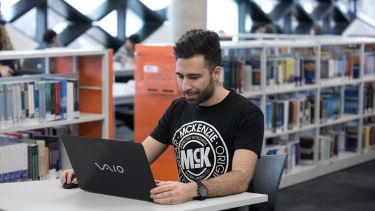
189;76;199;80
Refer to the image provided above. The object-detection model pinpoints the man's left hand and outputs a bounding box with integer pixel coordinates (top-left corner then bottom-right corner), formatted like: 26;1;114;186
150;181;197;205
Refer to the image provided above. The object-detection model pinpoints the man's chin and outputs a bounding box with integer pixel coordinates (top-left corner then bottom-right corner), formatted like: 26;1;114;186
185;98;199;105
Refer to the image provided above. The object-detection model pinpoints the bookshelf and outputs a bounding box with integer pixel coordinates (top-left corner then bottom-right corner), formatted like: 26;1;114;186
134;36;375;188
0;48;114;182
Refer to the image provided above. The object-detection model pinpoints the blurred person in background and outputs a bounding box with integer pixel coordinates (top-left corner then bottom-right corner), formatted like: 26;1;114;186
114;34;141;67
0;2;16;77
37;29;62;49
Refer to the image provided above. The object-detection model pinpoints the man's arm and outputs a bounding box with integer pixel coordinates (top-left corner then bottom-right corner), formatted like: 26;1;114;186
0;64;14;77
202;149;257;197
150;149;258;204
142;136;169;164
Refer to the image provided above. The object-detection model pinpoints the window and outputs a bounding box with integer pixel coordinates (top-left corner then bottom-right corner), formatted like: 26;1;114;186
64;0;105;16
207;0;238;35
97;10;117;37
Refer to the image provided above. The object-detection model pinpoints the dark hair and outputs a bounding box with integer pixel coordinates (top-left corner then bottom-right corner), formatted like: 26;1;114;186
127;34;141;44
174;29;221;71
43;30;57;44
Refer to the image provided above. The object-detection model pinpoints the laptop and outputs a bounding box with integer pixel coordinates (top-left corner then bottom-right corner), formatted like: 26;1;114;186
60;135;156;201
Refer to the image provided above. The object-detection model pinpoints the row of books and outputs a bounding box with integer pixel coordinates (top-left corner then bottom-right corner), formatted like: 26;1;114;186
265;96;314;132
364;83;375;113
0;76;79;130
265;140;300;173
264;122;375;171
256;85;375;135
363;124;375;153
320;90;341;122
0;126;72;183
320;52;360;80
364;52;375;76
220;47;370;93
221;57;316;93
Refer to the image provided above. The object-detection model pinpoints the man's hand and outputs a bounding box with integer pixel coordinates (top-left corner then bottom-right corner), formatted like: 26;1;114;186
0;65;14;77
150;181;197;205
60;169;78;185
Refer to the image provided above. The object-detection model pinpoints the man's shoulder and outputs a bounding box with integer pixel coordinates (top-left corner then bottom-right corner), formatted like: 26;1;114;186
229;91;261;112
170;97;188;108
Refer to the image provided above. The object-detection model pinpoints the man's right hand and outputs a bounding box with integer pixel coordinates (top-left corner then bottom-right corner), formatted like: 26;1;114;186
0;65;14;77
60;169;78;185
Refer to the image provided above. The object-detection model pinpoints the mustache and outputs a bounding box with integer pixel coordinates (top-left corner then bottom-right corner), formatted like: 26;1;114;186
182;90;198;95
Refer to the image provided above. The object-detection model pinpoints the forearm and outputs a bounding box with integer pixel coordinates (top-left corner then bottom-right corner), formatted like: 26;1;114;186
203;170;251;197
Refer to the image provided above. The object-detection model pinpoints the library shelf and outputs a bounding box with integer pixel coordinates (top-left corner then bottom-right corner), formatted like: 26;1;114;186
280;150;375;188
0;113;105;134
0;48;114;180
320;78;362;88
265;124;318;139
319;114;360;128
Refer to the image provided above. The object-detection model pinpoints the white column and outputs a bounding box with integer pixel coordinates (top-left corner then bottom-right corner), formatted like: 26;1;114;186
170;0;207;42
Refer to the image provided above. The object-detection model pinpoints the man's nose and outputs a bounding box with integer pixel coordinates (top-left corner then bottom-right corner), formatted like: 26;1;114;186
181;78;192;91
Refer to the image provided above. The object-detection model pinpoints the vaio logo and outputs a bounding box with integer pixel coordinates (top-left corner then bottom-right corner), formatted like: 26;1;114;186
94;162;125;174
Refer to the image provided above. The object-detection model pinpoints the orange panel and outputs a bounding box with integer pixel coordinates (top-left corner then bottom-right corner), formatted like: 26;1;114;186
79;122;103;138
80;89;102;113
150;147;179;181
52;57;73;74
134;44;180;180
79;50;114;139
79;56;102;87
107;50;114;139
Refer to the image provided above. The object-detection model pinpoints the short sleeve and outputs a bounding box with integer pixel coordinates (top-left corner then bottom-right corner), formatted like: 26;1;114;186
150;100;177;145
233;107;264;158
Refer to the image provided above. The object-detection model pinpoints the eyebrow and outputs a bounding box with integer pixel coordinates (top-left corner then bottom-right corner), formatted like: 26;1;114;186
176;72;202;77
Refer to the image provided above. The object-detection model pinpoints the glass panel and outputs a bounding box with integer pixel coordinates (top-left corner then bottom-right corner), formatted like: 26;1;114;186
0;0;20;12
12;8;36;39
67;31;104;49
253;0;278;14
126;9;143;36
207;0;238;35
48;8;69;33
97;10;117;37
358;0;375;20
299;0;317;14
64;0;105;15
138;0;171;11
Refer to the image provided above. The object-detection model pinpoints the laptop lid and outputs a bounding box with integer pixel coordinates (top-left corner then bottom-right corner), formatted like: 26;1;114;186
61;135;156;201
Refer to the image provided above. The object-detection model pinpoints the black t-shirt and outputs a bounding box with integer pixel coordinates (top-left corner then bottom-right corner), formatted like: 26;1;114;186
151;90;264;183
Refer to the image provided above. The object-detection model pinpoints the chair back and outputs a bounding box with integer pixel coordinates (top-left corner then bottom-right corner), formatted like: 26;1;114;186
248;154;288;211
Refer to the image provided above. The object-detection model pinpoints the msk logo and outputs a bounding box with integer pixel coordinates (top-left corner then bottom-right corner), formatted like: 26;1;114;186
94;162;125;174
173;121;229;183
180;147;212;170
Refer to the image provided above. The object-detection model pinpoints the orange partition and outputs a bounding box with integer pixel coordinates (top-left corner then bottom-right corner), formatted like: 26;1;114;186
134;44;180;180
52;50;114;139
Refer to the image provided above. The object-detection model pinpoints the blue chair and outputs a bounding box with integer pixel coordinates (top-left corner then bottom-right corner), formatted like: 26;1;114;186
248;154;288;211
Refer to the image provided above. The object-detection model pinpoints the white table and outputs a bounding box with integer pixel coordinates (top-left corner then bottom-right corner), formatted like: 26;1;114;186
0;180;267;211
113;82;134;105
113;62;134;77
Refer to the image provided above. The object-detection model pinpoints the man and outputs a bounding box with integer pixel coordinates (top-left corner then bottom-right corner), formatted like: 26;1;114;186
114;34;141;66
61;29;264;205
0;2;15;77
36;29;62;49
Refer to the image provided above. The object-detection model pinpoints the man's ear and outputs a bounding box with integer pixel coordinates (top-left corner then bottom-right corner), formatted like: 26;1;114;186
212;66;222;81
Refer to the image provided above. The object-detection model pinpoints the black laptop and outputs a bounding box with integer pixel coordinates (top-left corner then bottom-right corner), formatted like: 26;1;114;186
60;135;156;201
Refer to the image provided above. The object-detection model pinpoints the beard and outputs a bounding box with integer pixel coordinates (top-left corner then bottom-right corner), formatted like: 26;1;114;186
183;78;215;105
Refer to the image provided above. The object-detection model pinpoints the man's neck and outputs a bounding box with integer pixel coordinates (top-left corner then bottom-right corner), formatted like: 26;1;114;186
199;86;230;106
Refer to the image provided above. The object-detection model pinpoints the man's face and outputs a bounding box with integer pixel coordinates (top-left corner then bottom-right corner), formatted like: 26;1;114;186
125;40;134;53
176;55;216;105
